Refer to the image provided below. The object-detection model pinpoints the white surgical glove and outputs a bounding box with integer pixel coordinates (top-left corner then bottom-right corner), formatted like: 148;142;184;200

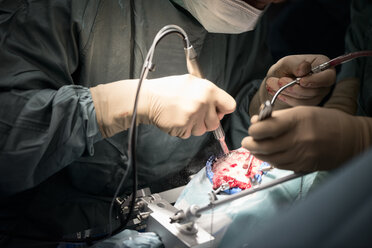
90;74;236;138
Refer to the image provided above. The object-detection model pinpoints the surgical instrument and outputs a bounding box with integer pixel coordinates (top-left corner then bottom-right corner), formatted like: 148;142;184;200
185;41;230;156
109;24;230;237
213;125;230;155
245;154;253;175
170;172;308;224
108;24;201;238
258;50;372;121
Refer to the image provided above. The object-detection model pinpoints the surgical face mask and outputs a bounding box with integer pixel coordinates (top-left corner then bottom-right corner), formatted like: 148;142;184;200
181;0;263;34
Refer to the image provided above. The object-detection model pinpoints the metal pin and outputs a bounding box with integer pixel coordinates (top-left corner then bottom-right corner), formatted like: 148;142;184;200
245;154;254;175
213;181;231;195
213;125;229;155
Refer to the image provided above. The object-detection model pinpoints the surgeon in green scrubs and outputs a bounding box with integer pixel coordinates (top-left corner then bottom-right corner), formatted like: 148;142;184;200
0;0;283;246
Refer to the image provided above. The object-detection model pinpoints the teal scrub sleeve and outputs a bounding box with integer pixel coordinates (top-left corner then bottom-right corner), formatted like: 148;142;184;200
0;1;102;196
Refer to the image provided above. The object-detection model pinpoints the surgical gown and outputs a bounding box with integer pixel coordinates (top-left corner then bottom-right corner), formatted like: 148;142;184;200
0;0;272;246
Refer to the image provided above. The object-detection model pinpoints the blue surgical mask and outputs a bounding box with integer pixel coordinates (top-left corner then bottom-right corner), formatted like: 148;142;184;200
180;0;263;34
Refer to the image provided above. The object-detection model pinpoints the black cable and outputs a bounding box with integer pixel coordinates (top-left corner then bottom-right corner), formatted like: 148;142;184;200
106;24;190;239
107;0;138;237
106;25;190;236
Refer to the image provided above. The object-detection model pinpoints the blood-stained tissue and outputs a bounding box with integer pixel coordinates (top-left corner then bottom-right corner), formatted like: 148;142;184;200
211;147;269;191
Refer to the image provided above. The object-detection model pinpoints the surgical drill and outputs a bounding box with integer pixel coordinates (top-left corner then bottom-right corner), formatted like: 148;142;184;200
185;41;230;155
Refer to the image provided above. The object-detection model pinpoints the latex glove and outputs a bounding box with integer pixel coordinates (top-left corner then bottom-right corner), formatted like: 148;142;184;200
90;74;236;138
249;55;336;116
242;106;372;172
323;78;360;115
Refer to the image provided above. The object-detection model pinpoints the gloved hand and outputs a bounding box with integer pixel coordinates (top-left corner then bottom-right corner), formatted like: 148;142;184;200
90;74;236;138
249;55;336;116
242;106;372;172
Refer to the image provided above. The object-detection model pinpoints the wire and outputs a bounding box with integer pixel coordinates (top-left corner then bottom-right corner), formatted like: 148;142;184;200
107;47;150;237
106;24;190;238
328;50;372;67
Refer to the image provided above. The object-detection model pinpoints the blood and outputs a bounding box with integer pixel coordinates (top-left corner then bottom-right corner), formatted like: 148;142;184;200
213;175;251;190
211;147;265;190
